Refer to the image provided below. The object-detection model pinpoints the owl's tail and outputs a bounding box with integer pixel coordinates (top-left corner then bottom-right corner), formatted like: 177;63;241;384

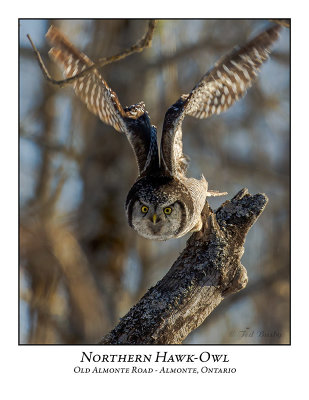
207;190;228;197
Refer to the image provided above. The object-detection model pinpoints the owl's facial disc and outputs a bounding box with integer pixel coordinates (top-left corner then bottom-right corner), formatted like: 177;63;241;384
130;200;184;240
126;176;193;241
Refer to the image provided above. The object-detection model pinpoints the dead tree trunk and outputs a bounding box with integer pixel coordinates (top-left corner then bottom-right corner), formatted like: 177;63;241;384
99;188;268;345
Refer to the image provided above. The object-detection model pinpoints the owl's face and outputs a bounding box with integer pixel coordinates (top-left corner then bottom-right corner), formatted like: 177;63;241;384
126;176;193;241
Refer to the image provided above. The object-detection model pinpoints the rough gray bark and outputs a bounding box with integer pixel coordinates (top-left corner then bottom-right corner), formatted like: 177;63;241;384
99;188;268;345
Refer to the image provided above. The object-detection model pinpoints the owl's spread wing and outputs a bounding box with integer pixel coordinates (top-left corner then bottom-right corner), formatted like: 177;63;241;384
161;25;281;177
46;25;159;177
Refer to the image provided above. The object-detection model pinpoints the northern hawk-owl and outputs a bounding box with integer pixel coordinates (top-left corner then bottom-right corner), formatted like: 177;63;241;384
46;24;281;240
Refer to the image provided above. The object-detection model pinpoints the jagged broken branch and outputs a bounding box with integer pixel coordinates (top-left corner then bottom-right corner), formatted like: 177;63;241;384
100;188;268;345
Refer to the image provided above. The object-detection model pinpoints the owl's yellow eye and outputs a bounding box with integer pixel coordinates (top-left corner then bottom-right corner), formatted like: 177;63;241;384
164;207;172;215
141;205;149;214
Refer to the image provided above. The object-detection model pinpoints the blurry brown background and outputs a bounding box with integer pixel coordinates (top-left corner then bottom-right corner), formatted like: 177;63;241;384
19;19;290;344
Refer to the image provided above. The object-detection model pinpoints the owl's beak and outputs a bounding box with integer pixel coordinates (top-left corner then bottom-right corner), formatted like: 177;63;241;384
152;214;157;224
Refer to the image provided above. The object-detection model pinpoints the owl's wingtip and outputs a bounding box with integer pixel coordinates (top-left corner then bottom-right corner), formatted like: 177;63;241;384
46;24;57;40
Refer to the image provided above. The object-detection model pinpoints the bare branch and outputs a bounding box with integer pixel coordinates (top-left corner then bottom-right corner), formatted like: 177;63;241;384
100;188;268;345
27;20;157;88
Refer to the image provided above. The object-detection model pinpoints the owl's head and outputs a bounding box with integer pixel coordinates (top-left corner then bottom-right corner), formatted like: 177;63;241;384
125;176;194;241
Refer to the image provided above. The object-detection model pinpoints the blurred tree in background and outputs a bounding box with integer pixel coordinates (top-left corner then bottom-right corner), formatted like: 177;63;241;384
19;19;290;344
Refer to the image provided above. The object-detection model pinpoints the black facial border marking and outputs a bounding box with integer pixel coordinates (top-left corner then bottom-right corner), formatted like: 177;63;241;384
173;200;187;237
